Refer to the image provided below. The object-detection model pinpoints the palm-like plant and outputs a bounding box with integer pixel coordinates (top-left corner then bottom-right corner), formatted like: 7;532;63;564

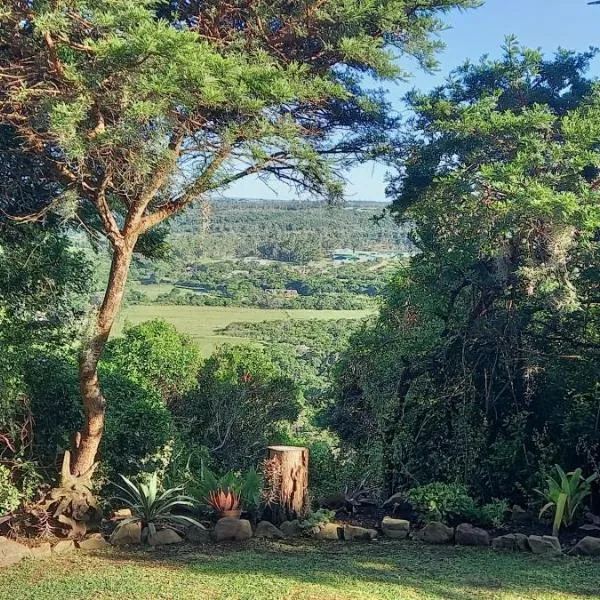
112;472;201;540
536;465;598;537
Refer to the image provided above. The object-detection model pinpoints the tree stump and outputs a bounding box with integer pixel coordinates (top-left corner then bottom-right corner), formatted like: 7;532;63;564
266;445;309;523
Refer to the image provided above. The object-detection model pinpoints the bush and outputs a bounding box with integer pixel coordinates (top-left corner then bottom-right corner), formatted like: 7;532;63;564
299;508;336;532
103;320;202;403
100;371;174;480
25;354;175;481
406;482;510;527
176;345;302;472
0;465;21;515
406;483;478;525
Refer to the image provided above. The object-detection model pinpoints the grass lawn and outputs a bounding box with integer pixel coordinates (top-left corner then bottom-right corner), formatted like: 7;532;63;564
1;539;598;600
113;304;372;355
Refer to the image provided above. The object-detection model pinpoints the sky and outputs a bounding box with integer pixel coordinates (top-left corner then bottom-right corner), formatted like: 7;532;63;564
227;0;600;202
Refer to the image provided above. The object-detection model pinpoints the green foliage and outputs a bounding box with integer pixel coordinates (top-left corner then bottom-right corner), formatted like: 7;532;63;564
111;472;200;540
331;42;600;503
103;320;202;402
0;465;21;515
175;345;302;472
191;467;262;510
0;223;92;467
478;499;510;529
100;372;174;480
24;355;174;481
536;465;598;536
299;509;336;532
406;483;478;525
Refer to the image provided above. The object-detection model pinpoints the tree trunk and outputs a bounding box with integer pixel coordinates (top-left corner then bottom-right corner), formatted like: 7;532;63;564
267;445;309;523
71;242;135;477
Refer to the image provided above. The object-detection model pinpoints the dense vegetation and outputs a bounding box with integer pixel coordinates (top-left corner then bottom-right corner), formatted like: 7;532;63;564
1;3;599;578
327;44;600;505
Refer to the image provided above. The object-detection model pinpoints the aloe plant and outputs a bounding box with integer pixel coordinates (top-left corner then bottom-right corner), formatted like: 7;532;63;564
112;472;202;540
192;466;262;512
536;465;598;537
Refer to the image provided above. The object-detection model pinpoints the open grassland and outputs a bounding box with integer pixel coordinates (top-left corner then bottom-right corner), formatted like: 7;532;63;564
113;304;373;355
1;539;598;600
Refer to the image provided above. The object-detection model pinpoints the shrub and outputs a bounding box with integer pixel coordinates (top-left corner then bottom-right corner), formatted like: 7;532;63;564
100;372;174;480
406;482;478;525
103;320;202;403
477;499;510;528
0;465;21;515
176;345;302;472
299;509;336;532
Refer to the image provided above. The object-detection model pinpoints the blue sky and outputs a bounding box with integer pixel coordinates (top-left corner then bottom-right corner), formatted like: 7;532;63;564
227;0;600;202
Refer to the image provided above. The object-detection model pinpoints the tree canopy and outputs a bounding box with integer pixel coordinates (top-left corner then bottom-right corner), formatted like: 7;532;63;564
331;41;600;497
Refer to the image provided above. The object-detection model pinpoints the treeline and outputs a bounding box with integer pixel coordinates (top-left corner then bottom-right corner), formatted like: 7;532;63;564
168;199;414;262
128;260;394;310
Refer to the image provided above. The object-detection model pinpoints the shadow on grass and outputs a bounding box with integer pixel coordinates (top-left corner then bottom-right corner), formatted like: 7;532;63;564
98;538;599;599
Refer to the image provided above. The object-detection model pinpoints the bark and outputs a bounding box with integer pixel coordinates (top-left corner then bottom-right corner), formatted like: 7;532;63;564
70;241;135;477
267;445;309;523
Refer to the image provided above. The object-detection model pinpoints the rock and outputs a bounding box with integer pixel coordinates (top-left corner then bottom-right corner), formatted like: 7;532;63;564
572;536;600;556
528;535;561;556
255;521;285;539
110;521;142;546
52;540;76;555
314;522;342;540
29;542;52;560
113;508;133;520
148;529;183;546
343;525;377;541
280;520;302;538
214;518;253;542
491;533;529;552
78;534;110;551
455;523;490;547
584;510;600;526
511;505;532;524
417;522;454;544
0;536;31;568
381;517;410;539
185;524;211;544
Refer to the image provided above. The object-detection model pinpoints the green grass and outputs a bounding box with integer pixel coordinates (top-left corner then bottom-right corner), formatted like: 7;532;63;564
1;539;598;600
113;304;372;355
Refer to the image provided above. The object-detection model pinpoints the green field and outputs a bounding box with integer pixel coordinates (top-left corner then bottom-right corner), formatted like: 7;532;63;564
114;304;372;355
1;540;598;600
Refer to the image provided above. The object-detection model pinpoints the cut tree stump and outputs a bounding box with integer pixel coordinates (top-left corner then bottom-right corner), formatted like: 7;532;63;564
266;445;309;523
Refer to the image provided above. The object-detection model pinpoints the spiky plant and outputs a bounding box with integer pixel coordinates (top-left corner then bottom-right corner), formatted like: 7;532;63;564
112;472;201;540
536;465;598;537
207;489;240;513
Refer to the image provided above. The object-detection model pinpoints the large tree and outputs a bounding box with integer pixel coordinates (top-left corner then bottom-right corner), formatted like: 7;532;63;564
0;0;479;478
331;41;600;498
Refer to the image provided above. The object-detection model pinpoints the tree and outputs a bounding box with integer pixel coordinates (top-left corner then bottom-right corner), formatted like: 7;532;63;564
175;345;302;472
0;0;479;477
331;41;600;498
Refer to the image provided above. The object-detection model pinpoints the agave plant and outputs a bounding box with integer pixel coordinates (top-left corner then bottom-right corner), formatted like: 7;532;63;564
207;489;241;513
192;466;262;515
536;465;598;537
112;472;201;540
